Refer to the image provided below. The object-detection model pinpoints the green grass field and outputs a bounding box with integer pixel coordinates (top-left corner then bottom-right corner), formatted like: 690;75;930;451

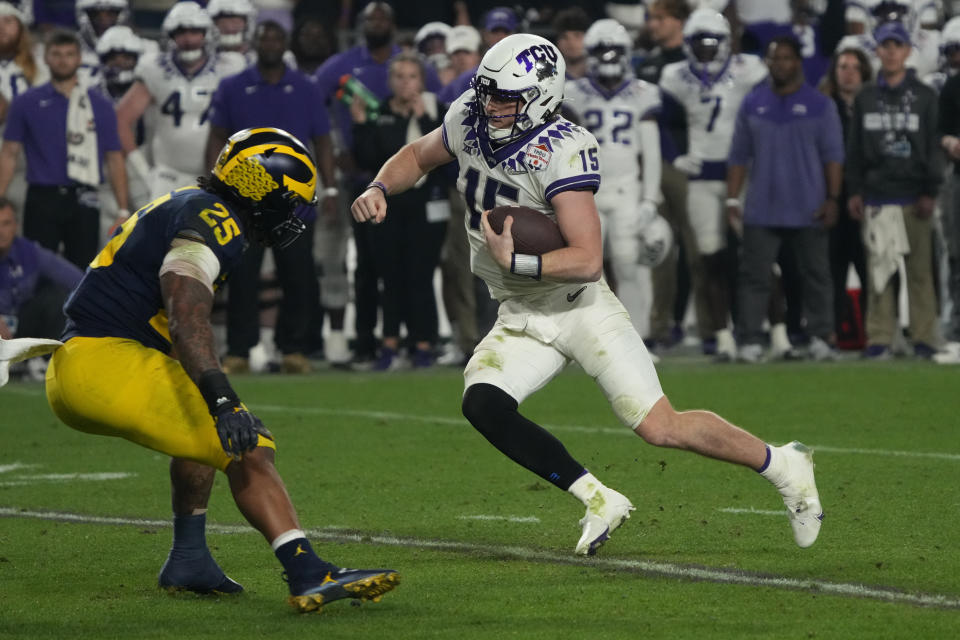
1;360;958;639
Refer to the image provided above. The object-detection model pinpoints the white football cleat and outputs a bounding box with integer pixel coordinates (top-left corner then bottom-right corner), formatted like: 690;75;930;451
574;487;635;556
767;441;824;548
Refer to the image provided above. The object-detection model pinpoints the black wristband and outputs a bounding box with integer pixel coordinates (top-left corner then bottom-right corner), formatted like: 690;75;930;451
197;369;241;415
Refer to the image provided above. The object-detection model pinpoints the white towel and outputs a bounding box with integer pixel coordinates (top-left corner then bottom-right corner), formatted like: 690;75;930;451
66;85;100;187
862;204;910;294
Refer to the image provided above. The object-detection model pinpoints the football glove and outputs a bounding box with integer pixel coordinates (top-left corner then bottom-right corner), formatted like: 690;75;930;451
672;154;703;177
214;403;273;460
637;199;659;229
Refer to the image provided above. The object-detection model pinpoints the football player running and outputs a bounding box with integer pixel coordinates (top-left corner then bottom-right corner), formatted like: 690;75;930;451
564;18;669;339
352;34;824;555
659;8;768;361
116;1;244;200
45;128;399;612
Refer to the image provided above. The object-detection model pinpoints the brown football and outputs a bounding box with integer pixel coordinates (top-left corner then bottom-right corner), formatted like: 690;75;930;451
487;205;566;255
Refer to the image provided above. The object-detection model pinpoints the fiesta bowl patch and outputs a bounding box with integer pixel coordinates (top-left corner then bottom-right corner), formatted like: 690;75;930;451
524;143;552;171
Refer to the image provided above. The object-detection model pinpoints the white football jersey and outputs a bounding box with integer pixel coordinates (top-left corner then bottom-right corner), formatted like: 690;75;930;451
563;77;661;186
442;90;602;301
659;54;768;163
135;50;245;175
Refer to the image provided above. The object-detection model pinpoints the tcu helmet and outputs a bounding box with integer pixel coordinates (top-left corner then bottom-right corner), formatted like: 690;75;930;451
96;25;143;92
472;33;566;146
637;215;673;267
76;0;128;48
584;19;632;80
942;16;960;57
206;0;256;50
683;8;732;83
211;128;318;249
162;1;212;64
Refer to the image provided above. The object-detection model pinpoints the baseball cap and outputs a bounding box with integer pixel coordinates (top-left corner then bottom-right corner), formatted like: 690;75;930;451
485;7;518;33
873;21;911;46
446;25;481;54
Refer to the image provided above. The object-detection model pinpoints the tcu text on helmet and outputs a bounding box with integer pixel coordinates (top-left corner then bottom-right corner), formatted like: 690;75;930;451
515;43;558;72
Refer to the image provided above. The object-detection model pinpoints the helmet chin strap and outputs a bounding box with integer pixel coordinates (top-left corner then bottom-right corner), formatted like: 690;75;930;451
487;123;515;141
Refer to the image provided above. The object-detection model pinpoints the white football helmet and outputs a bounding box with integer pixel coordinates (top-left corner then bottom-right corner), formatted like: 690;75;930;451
472;33;566;148
584;19;632;80
0;1;33;25
163;1;212;64
76;0;128;49
637;215;673;268
683;8;732;84
207;0;255;50
96;24;142;93
415;21;451;71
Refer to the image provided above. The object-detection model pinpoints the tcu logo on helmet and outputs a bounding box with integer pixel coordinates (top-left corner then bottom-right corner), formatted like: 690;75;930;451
515;44;559;73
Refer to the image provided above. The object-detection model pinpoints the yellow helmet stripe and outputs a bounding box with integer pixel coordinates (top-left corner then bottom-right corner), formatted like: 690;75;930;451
216;143;317;180
283;174;316;203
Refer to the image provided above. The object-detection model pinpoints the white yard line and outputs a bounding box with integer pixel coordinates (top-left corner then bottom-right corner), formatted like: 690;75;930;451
256;404;960;461
0;472;136;487
0;462;40;474
1;505;958;610
458;514;541;523
718;507;788;517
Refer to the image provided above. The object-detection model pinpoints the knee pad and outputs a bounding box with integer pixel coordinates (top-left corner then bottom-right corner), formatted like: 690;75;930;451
461;383;517;433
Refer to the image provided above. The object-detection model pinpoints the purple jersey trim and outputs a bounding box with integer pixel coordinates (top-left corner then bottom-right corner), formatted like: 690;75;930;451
545;173;601;201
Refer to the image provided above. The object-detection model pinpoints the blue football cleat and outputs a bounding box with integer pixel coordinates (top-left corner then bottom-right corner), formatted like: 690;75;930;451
158;549;244;595
286;567;401;613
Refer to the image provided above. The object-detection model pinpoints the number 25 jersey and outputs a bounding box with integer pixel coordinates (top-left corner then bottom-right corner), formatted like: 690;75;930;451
62;187;245;354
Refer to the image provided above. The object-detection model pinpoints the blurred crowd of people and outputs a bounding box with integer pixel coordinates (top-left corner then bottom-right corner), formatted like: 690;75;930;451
3;0;960;377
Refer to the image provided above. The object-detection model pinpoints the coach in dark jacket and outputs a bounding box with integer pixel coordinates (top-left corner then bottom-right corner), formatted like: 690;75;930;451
846;21;942;357
352;52;447;370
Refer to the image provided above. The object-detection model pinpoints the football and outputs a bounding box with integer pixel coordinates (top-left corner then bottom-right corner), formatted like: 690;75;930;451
486;205;566;255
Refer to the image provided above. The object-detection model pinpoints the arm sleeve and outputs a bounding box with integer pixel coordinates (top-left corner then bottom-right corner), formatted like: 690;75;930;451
817;99;845;165
726;98;753;167
638;120;661;203
207;80;231;130
542;129;602;202
845;94;865;197
923;91;943;196
4;94;26;143
36;245;83;290
93;92;121;152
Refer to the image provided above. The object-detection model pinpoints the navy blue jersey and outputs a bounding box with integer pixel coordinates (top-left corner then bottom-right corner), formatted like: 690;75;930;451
63;186;246;353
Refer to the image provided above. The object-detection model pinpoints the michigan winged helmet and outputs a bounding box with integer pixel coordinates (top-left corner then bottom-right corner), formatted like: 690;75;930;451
210;127;318;249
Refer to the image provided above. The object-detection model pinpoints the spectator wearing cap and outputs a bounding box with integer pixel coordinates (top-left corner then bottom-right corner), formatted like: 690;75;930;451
438;7;517;110
415;21;454;85
205;20;336;374
846;21;943;358
0;197;82;343
553;8;591;80
726;36;844;362
314;1;442;367
0;29;127;269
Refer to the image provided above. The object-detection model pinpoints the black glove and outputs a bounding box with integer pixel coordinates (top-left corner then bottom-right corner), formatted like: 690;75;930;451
197;369;273;461
213;404;272;460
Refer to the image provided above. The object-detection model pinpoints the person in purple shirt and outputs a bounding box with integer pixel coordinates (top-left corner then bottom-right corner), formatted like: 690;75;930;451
0;197;82;344
726;36;844;362
0;29;128;269
204;20;335;375
313;1;440;365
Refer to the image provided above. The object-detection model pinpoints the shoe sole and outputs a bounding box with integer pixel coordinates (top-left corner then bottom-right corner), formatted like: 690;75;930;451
288;571;401;613
783;442;824;548
577;505;635;556
159;583;243;596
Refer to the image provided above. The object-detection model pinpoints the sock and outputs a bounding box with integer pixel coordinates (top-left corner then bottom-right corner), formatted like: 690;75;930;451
758;444;787;488
273;537;333;583
567;471;605;505
171;513;207;553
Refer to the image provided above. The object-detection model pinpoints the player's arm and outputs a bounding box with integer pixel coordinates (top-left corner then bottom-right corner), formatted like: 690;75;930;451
160;239;269;459
104;150;129;215
638;118;661;216
350;126;454;223
206;124;230;172
481;189;603;283
0;139;21;197
115;81;152;155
